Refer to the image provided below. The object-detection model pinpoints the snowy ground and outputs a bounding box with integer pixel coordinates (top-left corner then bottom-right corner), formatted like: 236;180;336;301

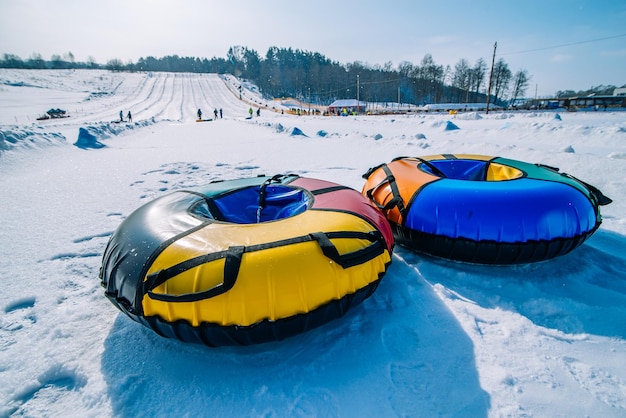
1;69;625;417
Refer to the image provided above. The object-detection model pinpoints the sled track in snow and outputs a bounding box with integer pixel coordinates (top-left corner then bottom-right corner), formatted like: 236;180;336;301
118;73;160;121
4;72;252;128
106;72;250;123
149;73;173;121
131;74;167;121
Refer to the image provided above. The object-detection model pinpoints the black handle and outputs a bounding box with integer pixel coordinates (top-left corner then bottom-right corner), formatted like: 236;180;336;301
143;229;387;304
537;163;612;206
309;231;385;269
144;246;244;303
362;163;406;216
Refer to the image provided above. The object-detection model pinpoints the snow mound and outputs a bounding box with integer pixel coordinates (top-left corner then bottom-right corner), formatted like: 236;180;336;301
0;128;66;153
74;127;105;149
409;141;430;149
608;126;626;134
455;112;483;120
71;120;154;149
290;127;308;137
608;152;626;160
444;121;460;131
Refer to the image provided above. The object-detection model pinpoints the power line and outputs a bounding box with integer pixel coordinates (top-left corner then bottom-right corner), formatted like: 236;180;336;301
501;33;626;55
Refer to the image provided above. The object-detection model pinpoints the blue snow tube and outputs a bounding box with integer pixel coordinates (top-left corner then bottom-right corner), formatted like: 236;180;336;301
362;154;612;264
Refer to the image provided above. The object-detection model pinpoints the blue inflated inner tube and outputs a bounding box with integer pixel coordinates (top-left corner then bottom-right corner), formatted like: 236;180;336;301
405;178;597;243
211;185;309;224
421;159;489;180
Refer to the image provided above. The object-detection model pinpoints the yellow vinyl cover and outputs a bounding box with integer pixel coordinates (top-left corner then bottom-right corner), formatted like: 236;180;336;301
142;210;391;326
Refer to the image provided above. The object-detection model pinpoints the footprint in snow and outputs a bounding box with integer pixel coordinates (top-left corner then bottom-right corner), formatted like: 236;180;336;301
72;231;114;243
561;356;626;409
8;364;87;416
4;296;36;313
289;388;339;417
133;161;221;200
1;297;37;333
381;324;420;358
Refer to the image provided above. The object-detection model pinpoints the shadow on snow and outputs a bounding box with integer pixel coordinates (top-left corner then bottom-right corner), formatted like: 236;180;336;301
101;255;490;417
408;229;626;339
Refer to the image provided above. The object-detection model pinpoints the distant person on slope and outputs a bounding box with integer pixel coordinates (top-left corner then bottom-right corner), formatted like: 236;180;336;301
197;109;202;121
127;111;132;123
119;110;124;122
214;109;218;119
249;107;253;118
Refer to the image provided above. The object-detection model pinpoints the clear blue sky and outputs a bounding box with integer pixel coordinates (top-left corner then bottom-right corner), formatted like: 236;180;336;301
1;0;625;96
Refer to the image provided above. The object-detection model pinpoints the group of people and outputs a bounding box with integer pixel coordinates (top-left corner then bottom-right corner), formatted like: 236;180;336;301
197;107;262;120
197;108;223;121
119;110;132;122
116;106;266;124
117;106;266;123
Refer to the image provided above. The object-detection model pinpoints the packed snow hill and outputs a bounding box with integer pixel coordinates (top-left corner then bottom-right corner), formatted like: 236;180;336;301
1;69;625;417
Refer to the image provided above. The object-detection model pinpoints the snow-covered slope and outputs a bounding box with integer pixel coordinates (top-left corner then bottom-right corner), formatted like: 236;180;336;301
1;69;625;417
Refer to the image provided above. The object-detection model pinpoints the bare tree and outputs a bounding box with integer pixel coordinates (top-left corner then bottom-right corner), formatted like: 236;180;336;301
510;69;531;107
470;58;487;102
417;54;444;103
452;58;471;102
28;53;45;69
64;51;75;63
87;56;98;68
398;61;414;78
106;58;124;72
492;58;512;105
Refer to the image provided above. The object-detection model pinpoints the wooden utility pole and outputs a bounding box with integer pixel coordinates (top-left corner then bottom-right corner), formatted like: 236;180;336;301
486;42;497;114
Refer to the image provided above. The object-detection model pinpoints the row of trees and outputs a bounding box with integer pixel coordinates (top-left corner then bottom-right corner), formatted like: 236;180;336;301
1;52;100;70
221;46;530;107
0;46;584;107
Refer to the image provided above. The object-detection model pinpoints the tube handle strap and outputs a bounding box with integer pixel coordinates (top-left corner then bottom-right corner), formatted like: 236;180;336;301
562;173;612;206
536;164;612;206
144;246;244;303
257;174;288;222
413;157;448;178
391;155;448;178
363;164;406;216
309;231;385;269
143;230;386;303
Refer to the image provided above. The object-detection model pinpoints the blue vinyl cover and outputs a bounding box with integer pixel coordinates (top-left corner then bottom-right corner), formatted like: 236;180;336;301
425;159;489;181
405;178;596;242
213;185;309;224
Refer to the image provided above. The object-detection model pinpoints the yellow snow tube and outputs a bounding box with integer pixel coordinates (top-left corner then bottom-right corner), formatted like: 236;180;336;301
100;174;394;346
142;209;389;327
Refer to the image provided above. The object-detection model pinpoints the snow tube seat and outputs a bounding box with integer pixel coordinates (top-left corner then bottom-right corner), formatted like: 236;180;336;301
362;155;611;264
100;174;394;346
